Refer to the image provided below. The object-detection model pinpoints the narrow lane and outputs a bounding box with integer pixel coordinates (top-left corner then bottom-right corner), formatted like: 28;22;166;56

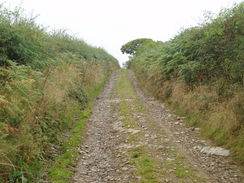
74;70;243;183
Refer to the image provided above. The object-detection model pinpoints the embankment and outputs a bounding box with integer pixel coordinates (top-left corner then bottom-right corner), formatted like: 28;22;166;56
122;3;244;165
0;7;119;182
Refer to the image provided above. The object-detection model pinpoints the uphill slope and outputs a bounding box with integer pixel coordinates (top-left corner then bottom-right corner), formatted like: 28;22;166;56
74;70;243;183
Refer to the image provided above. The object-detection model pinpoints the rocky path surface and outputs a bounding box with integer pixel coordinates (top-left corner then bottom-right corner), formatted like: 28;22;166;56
74;70;244;183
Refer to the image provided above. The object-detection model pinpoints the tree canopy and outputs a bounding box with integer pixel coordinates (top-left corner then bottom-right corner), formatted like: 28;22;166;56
121;38;153;55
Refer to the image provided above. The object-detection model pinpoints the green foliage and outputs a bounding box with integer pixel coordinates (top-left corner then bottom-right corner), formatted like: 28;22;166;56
68;84;88;109
121;38;153;55
8;171;27;183
0;7;48;67
49;110;89;183
0;5;119;183
124;3;244;89
46;30;119;65
122;2;244;164
0;61;43;125
48;74;109;183
0;6;119;69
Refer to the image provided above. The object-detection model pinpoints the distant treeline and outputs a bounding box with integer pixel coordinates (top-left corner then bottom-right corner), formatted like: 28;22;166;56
122;3;244;164
0;6;119;183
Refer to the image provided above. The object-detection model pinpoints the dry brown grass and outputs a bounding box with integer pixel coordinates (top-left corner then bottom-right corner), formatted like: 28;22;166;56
43;63;82;103
207;92;244;133
0;59;114;181
84;64;104;85
170;84;218;114
136;75;244;163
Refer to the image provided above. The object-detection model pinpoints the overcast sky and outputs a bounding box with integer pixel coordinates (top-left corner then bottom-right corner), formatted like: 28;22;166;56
2;0;243;65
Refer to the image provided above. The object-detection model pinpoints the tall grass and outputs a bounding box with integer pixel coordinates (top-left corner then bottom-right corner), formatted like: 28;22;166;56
0;5;119;182
122;2;244;164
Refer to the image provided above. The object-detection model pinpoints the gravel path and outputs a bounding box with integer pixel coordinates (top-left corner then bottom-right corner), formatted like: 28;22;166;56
74;71;135;182
74;70;244;183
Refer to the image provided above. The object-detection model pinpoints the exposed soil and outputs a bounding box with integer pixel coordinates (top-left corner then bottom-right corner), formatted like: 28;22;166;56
73;70;244;183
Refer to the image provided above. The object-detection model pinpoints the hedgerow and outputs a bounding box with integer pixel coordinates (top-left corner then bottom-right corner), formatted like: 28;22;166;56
0;5;119;182
122;2;244;164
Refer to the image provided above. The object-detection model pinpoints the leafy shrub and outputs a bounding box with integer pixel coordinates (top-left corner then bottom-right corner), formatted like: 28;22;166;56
0;5;119;182
122;2;244;164
124;2;244;89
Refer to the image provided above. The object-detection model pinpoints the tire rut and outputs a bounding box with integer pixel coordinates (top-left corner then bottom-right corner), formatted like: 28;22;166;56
74;70;243;183
128;70;244;183
74;71;134;183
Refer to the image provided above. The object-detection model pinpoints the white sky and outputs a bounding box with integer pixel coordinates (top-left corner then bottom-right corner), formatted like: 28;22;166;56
2;0;243;65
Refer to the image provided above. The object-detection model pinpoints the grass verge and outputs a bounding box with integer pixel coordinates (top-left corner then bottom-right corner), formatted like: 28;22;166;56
48;73;112;183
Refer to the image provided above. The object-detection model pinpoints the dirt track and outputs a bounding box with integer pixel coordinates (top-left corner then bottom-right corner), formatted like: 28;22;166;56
73;70;243;183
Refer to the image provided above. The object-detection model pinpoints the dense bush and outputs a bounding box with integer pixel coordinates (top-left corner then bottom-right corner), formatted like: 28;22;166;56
122;3;244;164
125;3;243;88
0;6;119;183
0;7;118;69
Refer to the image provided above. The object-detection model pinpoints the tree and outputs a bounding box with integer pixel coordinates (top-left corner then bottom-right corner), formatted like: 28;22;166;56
121;38;153;55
